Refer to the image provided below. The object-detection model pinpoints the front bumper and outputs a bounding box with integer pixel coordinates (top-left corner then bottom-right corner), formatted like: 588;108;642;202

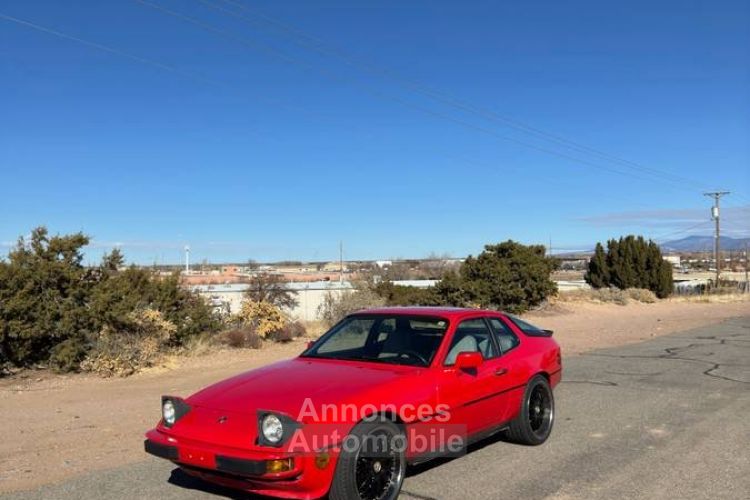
144;429;337;500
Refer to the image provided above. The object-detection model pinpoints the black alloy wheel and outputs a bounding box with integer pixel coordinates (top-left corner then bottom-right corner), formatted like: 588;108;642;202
329;419;406;500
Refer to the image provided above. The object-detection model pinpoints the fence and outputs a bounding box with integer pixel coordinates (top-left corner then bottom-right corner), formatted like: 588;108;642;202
673;279;749;296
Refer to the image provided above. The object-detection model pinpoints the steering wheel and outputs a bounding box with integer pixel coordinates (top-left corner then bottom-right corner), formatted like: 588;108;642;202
398;350;429;366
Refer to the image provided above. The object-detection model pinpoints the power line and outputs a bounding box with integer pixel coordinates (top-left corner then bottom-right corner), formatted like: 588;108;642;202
0;8;697;196
134;0;715;192
0;11;329;138
211;0;750;206
651;219;712;243
0;12;215;86
7;6;746;206
200;0;720;193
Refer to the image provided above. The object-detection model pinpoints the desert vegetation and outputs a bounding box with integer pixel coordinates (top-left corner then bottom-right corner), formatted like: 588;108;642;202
585;235;673;298
0;228;219;375
319;240;559;325
0;228;307;376
558;287;658;305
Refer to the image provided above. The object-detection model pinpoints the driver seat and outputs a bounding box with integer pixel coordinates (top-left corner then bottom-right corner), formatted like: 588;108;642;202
380;325;411;358
445;334;479;365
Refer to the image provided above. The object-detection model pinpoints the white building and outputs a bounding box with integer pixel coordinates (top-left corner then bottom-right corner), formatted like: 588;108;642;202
663;255;682;268
192;279;444;322
192;281;355;322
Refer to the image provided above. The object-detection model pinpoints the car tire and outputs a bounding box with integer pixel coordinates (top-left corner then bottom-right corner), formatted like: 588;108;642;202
506;374;554;446
329;418;406;500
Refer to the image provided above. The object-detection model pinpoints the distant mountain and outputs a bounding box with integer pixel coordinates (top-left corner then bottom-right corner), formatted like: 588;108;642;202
660;235;750;252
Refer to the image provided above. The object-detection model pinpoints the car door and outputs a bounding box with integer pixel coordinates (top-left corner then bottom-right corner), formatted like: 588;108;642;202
487;316;527;423
436;318;503;436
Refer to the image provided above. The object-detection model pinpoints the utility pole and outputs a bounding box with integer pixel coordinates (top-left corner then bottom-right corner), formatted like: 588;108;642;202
703;191;730;284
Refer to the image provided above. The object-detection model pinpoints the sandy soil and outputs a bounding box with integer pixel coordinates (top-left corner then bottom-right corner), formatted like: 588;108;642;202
0;299;748;493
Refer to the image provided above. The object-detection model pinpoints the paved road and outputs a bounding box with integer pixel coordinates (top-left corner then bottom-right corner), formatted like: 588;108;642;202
4;317;749;500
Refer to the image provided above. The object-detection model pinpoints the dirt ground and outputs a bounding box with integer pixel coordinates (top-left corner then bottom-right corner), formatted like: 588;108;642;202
0;298;748;493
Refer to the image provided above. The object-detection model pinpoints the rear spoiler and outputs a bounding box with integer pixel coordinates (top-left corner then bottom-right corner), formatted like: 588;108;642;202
523;329;554;338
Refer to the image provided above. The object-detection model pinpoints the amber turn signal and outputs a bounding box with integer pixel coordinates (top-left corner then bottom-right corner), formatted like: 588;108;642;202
265;458;293;474
315;452;330;469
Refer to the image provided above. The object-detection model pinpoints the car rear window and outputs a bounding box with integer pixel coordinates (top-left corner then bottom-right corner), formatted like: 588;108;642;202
507;315;546;335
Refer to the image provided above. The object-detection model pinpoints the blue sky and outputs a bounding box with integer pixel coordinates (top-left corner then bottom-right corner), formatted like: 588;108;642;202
1;0;748;264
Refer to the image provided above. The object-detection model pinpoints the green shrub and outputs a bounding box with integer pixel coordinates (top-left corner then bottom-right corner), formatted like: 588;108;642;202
436;241;558;313
374;282;440;306
49;337;88;373
585;236;673;298
0;227;94;366
0;227;220;374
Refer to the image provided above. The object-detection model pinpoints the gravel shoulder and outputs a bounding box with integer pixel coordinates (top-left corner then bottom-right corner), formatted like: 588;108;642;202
1;298;748;494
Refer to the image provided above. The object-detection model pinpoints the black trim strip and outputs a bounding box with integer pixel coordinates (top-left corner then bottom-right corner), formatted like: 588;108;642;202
407;420;510;465
460;383;526;408
465;421;510;446
144;439;179;460
215;455;267;477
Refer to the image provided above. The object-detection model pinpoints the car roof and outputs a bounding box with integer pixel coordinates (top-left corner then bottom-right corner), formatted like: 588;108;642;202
351;306;505;320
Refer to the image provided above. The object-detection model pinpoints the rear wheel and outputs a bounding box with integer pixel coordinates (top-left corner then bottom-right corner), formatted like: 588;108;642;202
506;375;554;445
329;419;406;500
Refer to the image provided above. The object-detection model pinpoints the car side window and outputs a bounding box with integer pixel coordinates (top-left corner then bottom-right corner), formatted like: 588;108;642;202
489;318;520;354
444;318;498;365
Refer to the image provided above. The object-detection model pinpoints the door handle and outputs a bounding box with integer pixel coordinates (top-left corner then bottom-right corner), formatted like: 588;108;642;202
494;368;508;376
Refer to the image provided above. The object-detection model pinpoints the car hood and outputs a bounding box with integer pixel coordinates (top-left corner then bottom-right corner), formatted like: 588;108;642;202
186;357;420;421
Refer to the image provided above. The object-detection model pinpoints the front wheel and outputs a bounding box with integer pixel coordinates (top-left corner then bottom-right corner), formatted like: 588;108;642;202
506;375;554;445
329;419;406;500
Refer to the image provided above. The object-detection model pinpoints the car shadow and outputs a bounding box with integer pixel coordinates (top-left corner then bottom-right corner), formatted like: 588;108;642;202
168;467;266;499
166;432;511;497
406;429;510;477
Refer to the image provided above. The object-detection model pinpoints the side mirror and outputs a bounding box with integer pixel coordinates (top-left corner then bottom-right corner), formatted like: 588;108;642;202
454;351;483;370
306;340;315;350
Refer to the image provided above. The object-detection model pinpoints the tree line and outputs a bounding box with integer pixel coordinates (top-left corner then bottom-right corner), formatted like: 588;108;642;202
584;235;673;298
1;227;674;372
0;227;218;373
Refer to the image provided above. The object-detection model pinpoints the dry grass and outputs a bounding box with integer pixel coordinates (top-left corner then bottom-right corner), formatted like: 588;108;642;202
178;333;214;357
625;288;658;303
558;288;657;305
670;293;750;304
217;327;263;349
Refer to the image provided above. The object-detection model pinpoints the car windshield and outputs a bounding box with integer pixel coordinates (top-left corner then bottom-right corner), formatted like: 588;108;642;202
303;314;449;367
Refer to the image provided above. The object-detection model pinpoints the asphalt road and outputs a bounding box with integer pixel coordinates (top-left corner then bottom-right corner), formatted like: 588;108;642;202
4;317;749;500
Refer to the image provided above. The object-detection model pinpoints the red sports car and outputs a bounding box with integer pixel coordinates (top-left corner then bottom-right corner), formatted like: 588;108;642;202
145;307;561;500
